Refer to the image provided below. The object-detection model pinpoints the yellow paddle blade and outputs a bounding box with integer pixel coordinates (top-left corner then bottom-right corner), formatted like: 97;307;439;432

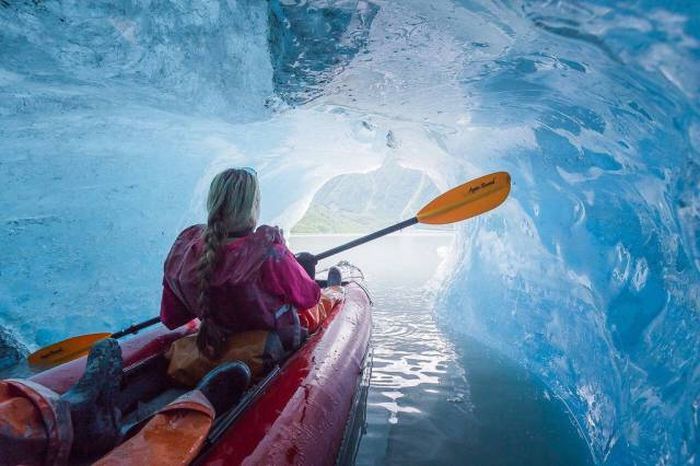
417;171;511;224
27;332;111;368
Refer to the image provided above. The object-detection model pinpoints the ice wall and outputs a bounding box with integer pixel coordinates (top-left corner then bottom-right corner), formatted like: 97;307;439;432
427;2;700;464
269;0;378;104
1;0;274;119
0;0;274;354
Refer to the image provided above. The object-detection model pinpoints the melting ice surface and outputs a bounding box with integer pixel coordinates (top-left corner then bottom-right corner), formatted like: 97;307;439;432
1;0;698;464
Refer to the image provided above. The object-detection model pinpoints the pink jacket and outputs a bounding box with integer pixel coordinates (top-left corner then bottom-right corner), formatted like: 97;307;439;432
160;225;320;337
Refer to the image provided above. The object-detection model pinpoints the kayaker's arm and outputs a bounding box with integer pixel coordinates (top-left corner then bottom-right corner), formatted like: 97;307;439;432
261;245;321;311
160;280;196;329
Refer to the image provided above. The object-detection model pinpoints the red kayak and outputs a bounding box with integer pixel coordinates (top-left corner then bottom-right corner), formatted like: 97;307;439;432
29;280;373;465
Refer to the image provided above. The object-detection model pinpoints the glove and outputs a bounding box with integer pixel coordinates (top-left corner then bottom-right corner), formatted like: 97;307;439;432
294;252;318;279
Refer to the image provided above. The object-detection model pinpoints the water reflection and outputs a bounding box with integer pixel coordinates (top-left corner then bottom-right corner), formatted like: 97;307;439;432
290;233;592;465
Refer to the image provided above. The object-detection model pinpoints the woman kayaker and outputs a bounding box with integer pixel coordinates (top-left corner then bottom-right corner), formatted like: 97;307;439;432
159;167;338;385
95;167;343;464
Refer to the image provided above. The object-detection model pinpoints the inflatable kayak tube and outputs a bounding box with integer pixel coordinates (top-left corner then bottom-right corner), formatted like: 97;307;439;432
29;279;373;465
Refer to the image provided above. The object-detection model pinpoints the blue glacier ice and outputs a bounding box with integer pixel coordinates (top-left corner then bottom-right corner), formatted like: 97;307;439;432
1;0;698;464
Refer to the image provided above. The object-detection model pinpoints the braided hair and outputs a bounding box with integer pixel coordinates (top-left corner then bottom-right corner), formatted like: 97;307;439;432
196;168;260;357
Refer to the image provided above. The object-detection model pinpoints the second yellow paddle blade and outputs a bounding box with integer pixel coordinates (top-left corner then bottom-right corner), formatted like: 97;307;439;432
417;171;511;225
27;332;111;368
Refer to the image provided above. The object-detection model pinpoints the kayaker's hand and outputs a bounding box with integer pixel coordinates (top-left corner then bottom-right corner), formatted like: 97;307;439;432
295;252;317;279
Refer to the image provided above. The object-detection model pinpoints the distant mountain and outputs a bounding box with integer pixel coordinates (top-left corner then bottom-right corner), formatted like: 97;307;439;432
293;161;450;234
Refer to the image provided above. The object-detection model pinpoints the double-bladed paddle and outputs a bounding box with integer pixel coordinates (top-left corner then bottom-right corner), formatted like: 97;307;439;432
27;317;161;368
27;171;511;368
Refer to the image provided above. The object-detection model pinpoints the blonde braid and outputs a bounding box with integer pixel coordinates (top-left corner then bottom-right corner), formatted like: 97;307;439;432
196;212;228;358
197;213;227;319
195;168;260;358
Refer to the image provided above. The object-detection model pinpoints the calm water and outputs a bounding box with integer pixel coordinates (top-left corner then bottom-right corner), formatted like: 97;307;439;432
290;234;593;465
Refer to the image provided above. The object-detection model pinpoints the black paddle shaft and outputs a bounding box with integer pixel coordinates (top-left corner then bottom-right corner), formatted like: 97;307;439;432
314;217;418;261
111;316;161;339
